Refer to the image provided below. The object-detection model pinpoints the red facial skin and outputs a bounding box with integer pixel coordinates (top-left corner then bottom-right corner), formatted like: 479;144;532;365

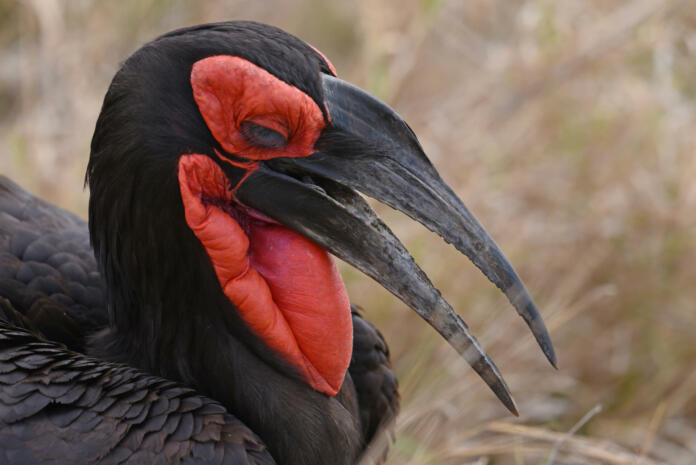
191;56;326;160
179;55;352;397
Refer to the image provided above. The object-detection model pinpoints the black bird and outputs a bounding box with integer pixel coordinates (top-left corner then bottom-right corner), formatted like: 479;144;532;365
0;21;556;465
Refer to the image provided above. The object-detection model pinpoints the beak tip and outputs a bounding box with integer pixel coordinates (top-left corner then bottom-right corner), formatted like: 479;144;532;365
516;297;557;369
504;395;519;417
473;352;519;417
488;376;518;417
538;334;558;369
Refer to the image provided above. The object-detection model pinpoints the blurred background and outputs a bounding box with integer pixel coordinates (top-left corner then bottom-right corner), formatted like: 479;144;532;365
1;0;695;463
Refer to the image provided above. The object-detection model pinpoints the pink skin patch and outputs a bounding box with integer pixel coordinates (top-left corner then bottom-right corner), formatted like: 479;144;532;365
182;54;353;396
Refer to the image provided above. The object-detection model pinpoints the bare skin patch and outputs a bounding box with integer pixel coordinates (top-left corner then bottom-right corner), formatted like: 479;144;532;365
178;154;352;396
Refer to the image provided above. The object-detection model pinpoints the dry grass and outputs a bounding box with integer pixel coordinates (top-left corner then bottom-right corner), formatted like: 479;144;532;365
2;0;696;464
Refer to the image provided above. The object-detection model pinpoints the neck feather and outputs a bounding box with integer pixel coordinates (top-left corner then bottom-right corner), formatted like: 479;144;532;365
86;163;362;465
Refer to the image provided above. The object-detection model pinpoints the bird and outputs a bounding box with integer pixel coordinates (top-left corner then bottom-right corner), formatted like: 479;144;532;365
0;21;556;465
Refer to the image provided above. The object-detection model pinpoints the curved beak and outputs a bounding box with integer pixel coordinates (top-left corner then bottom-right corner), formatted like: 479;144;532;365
234;74;556;415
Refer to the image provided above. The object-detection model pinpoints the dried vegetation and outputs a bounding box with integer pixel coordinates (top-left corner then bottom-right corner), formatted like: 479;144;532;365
1;1;695;463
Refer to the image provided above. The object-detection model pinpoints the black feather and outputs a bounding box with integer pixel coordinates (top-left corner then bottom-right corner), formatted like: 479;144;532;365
0;21;400;465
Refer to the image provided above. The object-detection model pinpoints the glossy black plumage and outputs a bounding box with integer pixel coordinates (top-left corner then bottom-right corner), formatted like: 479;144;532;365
0;300;275;465
0;176;106;350
349;307;398;458
0;173;398;464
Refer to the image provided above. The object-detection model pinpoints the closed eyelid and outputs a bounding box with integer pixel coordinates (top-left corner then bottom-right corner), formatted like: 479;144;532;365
240;121;287;149
191;55;325;160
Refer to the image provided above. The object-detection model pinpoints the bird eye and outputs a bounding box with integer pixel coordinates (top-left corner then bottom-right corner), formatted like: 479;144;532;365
240;121;287;149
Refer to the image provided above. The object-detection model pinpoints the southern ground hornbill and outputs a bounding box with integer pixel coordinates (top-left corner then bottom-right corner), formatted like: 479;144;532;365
0;21;556;464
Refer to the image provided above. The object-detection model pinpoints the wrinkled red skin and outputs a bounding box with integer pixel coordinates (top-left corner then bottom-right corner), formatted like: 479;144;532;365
179;55;352;396
191;56;326;160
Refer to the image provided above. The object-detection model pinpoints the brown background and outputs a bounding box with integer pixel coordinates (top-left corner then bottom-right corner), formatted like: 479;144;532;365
1;1;695;463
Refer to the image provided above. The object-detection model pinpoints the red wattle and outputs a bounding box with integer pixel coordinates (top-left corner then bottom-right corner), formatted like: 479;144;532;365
178;154;352;396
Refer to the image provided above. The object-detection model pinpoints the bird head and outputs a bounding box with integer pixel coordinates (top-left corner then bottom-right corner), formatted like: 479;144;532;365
87;21;555;415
